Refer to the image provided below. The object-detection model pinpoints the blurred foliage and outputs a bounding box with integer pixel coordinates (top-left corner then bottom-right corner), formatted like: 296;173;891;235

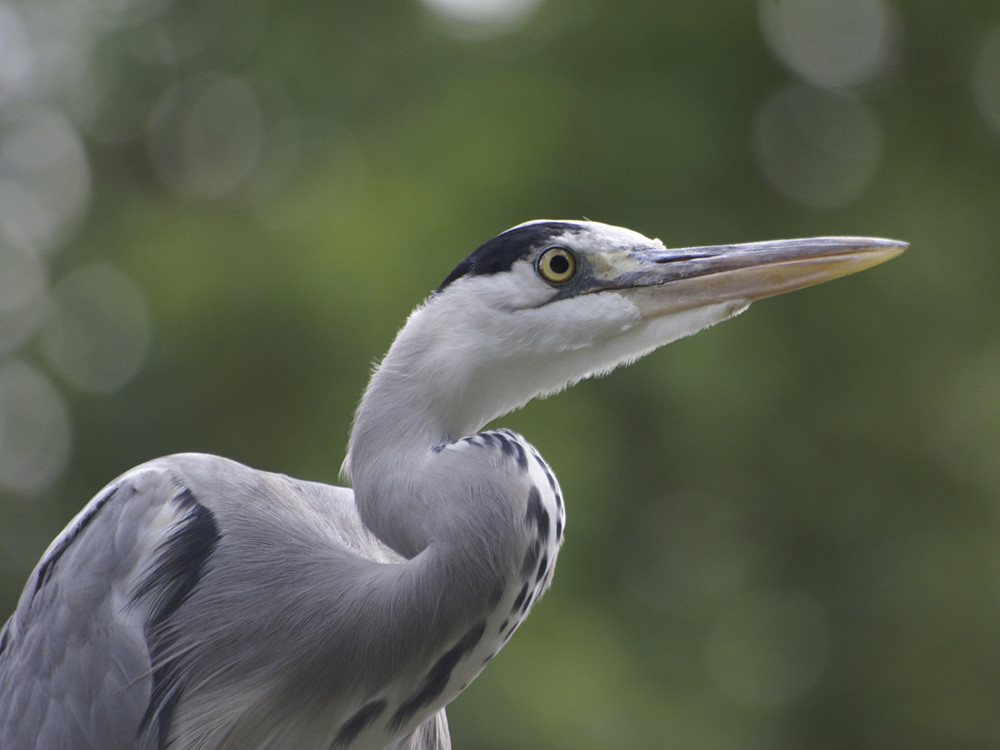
2;0;1000;748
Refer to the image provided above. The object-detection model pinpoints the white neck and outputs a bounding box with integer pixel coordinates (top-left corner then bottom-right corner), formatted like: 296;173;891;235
345;285;747;530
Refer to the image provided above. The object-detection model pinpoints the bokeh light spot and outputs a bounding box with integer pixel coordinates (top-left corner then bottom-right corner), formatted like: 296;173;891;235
972;27;1000;138
759;0;896;89
0;241;48;356
752;84;882;208
0;105;92;253
146;73;264;200
0;4;37;106
417;0;544;38
0;360;71;495
706;588;831;708
41;263;152;394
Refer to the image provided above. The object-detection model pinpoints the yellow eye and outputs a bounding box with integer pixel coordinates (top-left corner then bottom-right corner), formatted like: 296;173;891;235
537;247;577;284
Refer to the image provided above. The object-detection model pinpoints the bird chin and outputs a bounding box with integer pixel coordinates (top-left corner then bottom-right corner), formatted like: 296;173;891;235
633;299;752;352
618;280;752;324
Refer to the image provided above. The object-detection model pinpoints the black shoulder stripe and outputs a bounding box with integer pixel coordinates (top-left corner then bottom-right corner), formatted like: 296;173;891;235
133;489;221;748
133;497;220;627
436;222;583;291
174;486;199;509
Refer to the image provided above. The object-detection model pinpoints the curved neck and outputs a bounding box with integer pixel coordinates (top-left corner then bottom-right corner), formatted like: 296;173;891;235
345;304;523;570
315;298;566;744
346;305;504;468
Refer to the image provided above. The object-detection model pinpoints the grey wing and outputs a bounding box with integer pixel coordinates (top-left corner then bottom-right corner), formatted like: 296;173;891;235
388;709;451;750
0;466;195;750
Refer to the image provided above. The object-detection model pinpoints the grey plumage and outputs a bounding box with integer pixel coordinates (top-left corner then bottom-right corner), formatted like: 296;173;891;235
2;453;512;749
0;221;904;749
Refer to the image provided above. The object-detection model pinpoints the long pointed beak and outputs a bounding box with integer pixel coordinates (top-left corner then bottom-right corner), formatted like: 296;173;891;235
616;237;907;317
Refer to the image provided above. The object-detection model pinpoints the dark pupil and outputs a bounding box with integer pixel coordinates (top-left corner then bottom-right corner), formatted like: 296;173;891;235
548;254;570;275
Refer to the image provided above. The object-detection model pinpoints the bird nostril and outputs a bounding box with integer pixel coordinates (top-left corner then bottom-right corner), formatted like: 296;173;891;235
652;253;708;264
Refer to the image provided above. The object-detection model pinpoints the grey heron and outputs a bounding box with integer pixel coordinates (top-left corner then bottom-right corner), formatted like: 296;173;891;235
0;220;905;749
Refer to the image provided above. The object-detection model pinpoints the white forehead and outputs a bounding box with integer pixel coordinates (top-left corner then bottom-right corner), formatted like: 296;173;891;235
511;219;665;253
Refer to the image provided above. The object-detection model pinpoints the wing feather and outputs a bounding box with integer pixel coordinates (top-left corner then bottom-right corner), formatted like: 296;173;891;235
0;466;198;749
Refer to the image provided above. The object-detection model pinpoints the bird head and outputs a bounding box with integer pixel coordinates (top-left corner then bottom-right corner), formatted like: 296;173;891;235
348;220;905;465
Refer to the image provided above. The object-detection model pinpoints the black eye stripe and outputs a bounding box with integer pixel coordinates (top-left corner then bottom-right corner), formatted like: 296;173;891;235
436;222;585;292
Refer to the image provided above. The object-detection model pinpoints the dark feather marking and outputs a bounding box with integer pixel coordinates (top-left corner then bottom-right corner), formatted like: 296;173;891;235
497;428;528;471
537;509;550;542
525;487;542;528
495;433;516;461
520;589;535;615
151;688;183;750
133;490;221;748
390;621;486;730
31;484;120;602
436;222;584;291
332;700;387;748
174;487;198;509
511;583;528;613
556;517;563;541
535;552;549;584
516;449;529;472
535;454;557;491
0;625;8;659
507;438;528;471
488;579;506;607
521;539;540;578
134;498;220;627
470;430;531;474
492;429;528;470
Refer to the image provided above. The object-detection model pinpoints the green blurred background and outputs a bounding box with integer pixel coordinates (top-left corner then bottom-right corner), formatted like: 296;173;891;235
2;0;999;747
